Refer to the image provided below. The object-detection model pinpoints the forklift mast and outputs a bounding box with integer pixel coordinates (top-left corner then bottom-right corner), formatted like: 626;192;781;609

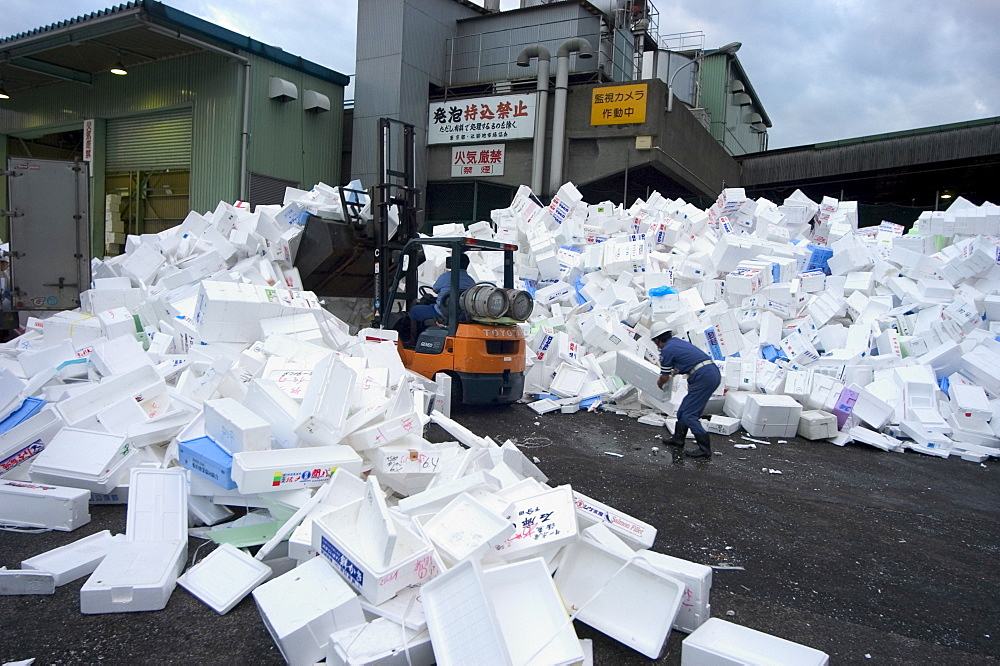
373;118;419;328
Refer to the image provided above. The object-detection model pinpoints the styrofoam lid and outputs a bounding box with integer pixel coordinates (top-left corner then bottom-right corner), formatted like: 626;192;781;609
126;468;188;543
177;543;272;614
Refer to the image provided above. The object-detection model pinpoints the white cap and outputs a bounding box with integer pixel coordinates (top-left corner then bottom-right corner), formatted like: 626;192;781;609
649;321;672;340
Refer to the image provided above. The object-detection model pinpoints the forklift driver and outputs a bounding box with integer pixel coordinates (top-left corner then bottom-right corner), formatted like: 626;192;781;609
409;254;475;329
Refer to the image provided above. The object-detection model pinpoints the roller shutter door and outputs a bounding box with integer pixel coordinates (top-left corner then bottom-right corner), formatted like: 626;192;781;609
106;109;192;171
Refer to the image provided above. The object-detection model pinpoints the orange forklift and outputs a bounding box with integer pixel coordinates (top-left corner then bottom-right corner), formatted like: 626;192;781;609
380;236;533;405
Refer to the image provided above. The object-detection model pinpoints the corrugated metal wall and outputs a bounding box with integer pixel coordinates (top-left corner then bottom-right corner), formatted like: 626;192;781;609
741;120;1000;185
697;54;765;156
246;58;344;191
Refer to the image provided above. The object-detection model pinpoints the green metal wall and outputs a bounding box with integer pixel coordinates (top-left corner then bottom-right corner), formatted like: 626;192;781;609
698;54;765;156
246;59;345;191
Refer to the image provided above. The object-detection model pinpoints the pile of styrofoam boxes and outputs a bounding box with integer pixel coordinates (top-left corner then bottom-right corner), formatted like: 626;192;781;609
483;181;1000;464
0;182;831;664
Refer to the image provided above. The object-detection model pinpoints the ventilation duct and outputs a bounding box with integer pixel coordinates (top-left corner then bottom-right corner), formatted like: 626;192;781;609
268;77;297;102
733;92;752;106
303;89;330;113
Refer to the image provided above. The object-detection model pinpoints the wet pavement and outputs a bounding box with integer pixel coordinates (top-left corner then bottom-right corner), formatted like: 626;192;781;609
2;403;998;665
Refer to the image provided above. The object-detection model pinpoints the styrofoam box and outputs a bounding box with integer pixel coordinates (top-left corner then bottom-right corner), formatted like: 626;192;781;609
126;468;188;543
723;391;750;419
423;492;515;565
80;539;186;614
22;530;122;585
29;428;137;494
313;499;436;605
741;394;802;438
252;555;366;666
681;618;829;665
706;415;741;436
327;618;433;666
797;410;838;441
232;445;363;494
638;550;713;634
572;489;657;550
55;364;166;427
615;350;670;398
203;397;272;454
0;479;91;531
553;538;685;660
177;543;272;615
178;436;237;490
0;407;65;480
494;485;578;561
483;557;585;665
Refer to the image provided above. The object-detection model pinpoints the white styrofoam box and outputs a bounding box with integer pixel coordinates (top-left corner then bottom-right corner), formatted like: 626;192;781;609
56;364;166;427
80;539;186;614
245;378;301;449
681;618;829;665
423;493;515;565
126;468;188;543
21;530;123;586
637;550;713;634
0;479;91;531
0;407;64;480
706;415;741;436
554;537;685;660
357;475;398;571
615;350;670;399
357;585;426;632
850;384;895;430
493;484;578;562
29;428;138;494
950;384;992;421
313;499;436;605
232;445;362;494
848;426;905;453
294;354;357;445
723;391;750;419
572;489;656;550
253;555;366;665
741;394;802;439
327;618;434;666
343;412;422;451
548;362;588;399
203;397;271;454
178;543;272;615
797;410;838;440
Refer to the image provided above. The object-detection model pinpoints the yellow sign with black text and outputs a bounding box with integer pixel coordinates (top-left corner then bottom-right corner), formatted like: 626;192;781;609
590;84;647;125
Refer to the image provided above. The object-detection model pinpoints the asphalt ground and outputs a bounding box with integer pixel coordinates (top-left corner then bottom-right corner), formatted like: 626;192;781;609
1;402;998;665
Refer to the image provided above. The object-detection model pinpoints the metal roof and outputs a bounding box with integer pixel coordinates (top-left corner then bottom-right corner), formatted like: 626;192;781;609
0;0;350;95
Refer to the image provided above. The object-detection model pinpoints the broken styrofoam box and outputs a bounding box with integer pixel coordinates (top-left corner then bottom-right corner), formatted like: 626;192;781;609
178;436;236;490
294;354;358;445
313;499;436;605
327;618;434;666
29;428;138;494
0;569;56;595
253;555;366;665
21;530;123;586
740;394;802;439
681;618;829;665
572;489;656;550
706;415;741;436
0;407;64;480
797;410;838;440
203;398;272;454
80;539;186;614
554;537;685;659
178;543;273;614
55;364;166;427
493;484;578;561
637;550;712;634
423;493;516;565
0;479;91;531
232;445;362;494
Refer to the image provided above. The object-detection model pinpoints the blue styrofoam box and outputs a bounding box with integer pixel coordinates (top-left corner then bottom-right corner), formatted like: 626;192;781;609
0;397;46;436
806;244;834;275
178;436;236;490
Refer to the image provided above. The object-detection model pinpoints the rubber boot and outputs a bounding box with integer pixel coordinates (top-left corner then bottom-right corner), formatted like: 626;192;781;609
666;423;688;447
685;432;712;458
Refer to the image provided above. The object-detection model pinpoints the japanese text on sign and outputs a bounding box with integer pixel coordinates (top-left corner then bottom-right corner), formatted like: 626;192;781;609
451;144;505;178
429;94;536;145
590;83;647;126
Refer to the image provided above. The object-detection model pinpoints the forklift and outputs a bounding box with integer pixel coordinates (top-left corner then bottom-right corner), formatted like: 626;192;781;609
380;235;532;405
368;120;531;405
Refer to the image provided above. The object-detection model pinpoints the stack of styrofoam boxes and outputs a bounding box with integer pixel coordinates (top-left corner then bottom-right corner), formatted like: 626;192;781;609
105;192;125;255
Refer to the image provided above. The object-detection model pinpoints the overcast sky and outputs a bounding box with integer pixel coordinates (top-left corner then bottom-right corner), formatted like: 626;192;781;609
4;0;998;149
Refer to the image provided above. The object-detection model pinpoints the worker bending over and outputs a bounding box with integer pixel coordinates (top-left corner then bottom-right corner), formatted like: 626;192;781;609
651;322;722;458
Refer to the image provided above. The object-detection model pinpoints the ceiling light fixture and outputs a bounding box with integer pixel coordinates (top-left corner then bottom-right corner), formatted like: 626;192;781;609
0;86;9;100
110;61;128;76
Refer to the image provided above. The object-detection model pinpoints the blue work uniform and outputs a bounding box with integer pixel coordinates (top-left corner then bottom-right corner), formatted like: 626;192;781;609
659;336;722;436
410;269;475;323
